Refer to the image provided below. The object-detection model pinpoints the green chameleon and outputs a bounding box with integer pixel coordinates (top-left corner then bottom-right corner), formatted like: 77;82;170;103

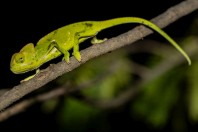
10;17;191;81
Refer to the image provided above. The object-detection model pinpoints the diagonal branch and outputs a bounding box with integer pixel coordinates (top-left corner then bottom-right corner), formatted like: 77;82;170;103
1;38;197;121
0;0;197;111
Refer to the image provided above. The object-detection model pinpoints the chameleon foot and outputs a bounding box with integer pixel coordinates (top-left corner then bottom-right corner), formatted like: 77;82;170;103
63;51;70;63
20;69;40;83
20;74;36;83
91;36;107;44
73;51;81;62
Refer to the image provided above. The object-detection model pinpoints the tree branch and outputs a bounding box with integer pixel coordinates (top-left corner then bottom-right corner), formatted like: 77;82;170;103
0;0;197;111
0;70;108;121
0;86;68;122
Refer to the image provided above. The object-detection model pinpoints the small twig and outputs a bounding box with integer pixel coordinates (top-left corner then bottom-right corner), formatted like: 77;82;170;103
130;61;151;78
0;66;111;121
128;40;176;57
0;0;197;111
0;86;68;122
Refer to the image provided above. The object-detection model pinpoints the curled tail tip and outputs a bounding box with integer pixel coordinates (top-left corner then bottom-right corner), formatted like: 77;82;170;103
184;54;191;66
187;58;191;66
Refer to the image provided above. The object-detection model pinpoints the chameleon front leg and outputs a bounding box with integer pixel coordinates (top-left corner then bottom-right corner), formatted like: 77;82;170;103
21;69;40;83
72;34;82;62
62;51;70;63
50;41;71;63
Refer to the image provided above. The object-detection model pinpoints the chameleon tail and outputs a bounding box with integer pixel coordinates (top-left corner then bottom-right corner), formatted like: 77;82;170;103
96;17;191;65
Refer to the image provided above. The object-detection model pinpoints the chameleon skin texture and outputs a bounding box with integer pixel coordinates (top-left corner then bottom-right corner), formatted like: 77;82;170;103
10;17;191;75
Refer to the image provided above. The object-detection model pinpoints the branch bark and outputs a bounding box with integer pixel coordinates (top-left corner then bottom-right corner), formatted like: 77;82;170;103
0;0;197;111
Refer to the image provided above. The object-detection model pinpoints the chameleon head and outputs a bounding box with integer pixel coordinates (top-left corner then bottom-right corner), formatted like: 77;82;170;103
10;43;37;74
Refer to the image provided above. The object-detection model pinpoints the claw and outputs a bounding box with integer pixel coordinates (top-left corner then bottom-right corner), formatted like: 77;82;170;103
73;51;81;62
91;36;107;44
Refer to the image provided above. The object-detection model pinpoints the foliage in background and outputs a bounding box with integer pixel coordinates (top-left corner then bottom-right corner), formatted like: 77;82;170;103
57;49;132;100
131;68;184;128
187;61;198;122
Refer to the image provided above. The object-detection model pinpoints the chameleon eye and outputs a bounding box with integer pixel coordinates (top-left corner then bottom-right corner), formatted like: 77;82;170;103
16;54;25;63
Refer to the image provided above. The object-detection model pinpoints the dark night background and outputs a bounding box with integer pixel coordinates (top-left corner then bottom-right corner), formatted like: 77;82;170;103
0;0;197;131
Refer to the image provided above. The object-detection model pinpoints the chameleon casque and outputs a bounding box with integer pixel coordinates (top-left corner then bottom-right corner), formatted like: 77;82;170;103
10;17;191;81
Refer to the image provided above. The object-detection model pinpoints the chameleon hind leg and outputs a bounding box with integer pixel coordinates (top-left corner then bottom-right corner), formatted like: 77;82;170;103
91;36;107;44
72;32;96;62
72;33;83;62
72;32;107;61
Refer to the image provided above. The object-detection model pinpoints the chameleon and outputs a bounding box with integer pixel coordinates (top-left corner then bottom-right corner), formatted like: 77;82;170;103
10;17;191;81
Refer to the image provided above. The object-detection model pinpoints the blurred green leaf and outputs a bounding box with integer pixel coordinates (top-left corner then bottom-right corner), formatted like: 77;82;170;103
131;68;184;127
57;97;102;132
82;53;131;100
187;61;198;121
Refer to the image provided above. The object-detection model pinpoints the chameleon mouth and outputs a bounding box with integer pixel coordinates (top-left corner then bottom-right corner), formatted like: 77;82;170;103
10;66;34;74
10;68;28;74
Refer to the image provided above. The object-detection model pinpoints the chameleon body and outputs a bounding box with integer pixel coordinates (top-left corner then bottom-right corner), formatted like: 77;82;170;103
10;17;191;80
